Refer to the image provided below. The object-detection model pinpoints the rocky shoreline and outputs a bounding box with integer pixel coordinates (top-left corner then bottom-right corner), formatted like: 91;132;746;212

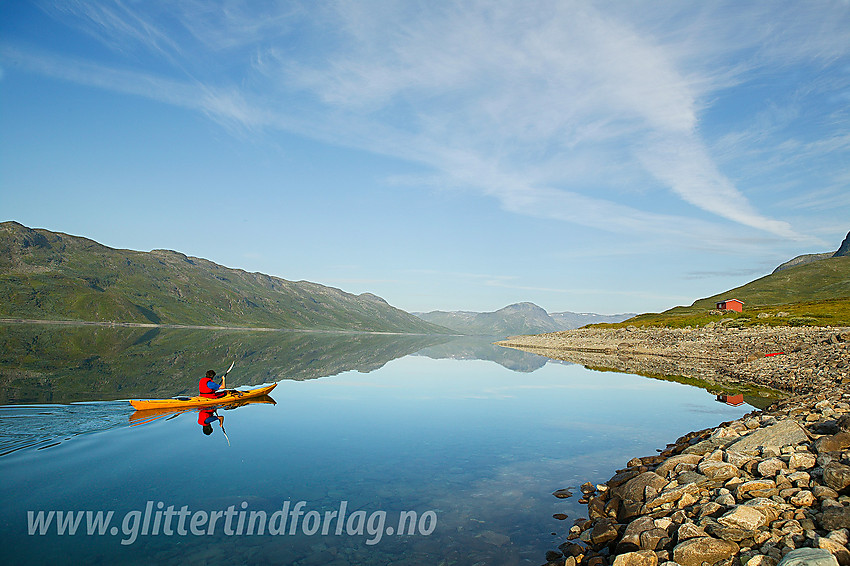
498;327;850;566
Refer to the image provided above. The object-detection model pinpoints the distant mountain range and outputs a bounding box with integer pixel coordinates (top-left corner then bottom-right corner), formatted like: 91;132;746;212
0;222;450;334
414;302;635;337
773;230;850;273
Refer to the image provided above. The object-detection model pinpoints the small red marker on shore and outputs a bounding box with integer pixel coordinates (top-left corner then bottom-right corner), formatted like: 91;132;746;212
765;352;785;357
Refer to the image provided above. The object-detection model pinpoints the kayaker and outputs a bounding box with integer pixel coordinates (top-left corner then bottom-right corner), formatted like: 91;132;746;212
199;369;227;399
198;408;224;435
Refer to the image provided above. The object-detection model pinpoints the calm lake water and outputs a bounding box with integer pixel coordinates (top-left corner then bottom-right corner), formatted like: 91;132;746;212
0;325;763;565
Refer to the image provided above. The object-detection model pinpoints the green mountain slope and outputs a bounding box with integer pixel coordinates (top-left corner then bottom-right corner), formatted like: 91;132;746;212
616;255;850;328
690;255;850;309
0;222;450;334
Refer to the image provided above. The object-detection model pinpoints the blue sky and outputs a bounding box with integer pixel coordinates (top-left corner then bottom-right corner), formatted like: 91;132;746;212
1;1;849;315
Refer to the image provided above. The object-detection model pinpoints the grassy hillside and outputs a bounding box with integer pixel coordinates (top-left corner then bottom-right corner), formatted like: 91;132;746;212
0;222;450;334
599;256;850;328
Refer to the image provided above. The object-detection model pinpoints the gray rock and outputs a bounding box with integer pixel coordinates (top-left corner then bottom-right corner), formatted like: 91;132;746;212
590;518;620;546
684;437;736;456
718;506;767;530
656;454;702;477
823;462;850;493
776;548;839;566
672;536;739;566
699;461;740;480
716;493;737;506
639;528;670;551
789;490;817;507
821;507;850;531
736;479;777;499
677;471;709;486
706;522;758;543
616;472;668;503
611;550;658;566
727;420;808;455
618;516;656;552
815;432;850;454
817;536;850;566
788;452;817;470
676;522;707;542
757;458;787;478
813;485;840;499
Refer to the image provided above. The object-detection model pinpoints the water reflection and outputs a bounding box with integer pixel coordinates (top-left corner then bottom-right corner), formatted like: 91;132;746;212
0;323;451;404
129;394;277;432
0;325;767;565
415;336;551;372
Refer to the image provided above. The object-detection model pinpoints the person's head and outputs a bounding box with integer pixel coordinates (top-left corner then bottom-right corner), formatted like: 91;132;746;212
203;424;213;435
206;370;216;378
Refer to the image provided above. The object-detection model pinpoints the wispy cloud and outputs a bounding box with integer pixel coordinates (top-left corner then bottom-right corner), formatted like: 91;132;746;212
10;0;850;244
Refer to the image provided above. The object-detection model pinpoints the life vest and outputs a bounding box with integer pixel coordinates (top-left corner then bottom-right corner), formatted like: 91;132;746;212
198;409;216;425
199;377;224;398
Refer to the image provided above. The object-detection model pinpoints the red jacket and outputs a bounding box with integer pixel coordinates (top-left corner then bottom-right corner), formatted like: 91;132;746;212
198;377;224;398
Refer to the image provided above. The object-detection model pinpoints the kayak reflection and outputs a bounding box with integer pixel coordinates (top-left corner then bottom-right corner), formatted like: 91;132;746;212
128;394;277;431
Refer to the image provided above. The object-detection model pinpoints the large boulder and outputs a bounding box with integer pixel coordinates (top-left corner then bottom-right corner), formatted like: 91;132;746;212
821;507;850;531
615;472;668;503
815;432;850;454
718;506;767;530
611;550;658;566
672;536;738;566
726;420;808;455
823;462;850;493
617;517;655;552
655;454;701;477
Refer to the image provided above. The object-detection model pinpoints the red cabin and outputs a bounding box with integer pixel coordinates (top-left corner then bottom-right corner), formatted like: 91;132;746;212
716;393;744;406
716;299;744;312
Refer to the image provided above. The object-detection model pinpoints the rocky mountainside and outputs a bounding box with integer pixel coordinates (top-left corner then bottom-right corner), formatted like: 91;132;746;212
0;222;450;334
773;230;850;273
834;231;850;257
415;302;634;337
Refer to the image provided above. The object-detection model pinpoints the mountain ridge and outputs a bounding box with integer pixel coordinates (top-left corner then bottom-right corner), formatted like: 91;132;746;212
772;230;850;273
0;221;451;334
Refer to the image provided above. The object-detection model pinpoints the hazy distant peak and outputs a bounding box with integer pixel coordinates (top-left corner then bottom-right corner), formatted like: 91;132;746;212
415;302;634;338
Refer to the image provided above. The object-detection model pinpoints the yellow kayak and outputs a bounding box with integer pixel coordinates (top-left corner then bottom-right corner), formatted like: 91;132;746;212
129;395;277;427
129;383;278;410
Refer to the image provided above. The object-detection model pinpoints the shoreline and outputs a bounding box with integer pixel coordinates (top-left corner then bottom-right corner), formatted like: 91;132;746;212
498;326;850;566
0;318;458;337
